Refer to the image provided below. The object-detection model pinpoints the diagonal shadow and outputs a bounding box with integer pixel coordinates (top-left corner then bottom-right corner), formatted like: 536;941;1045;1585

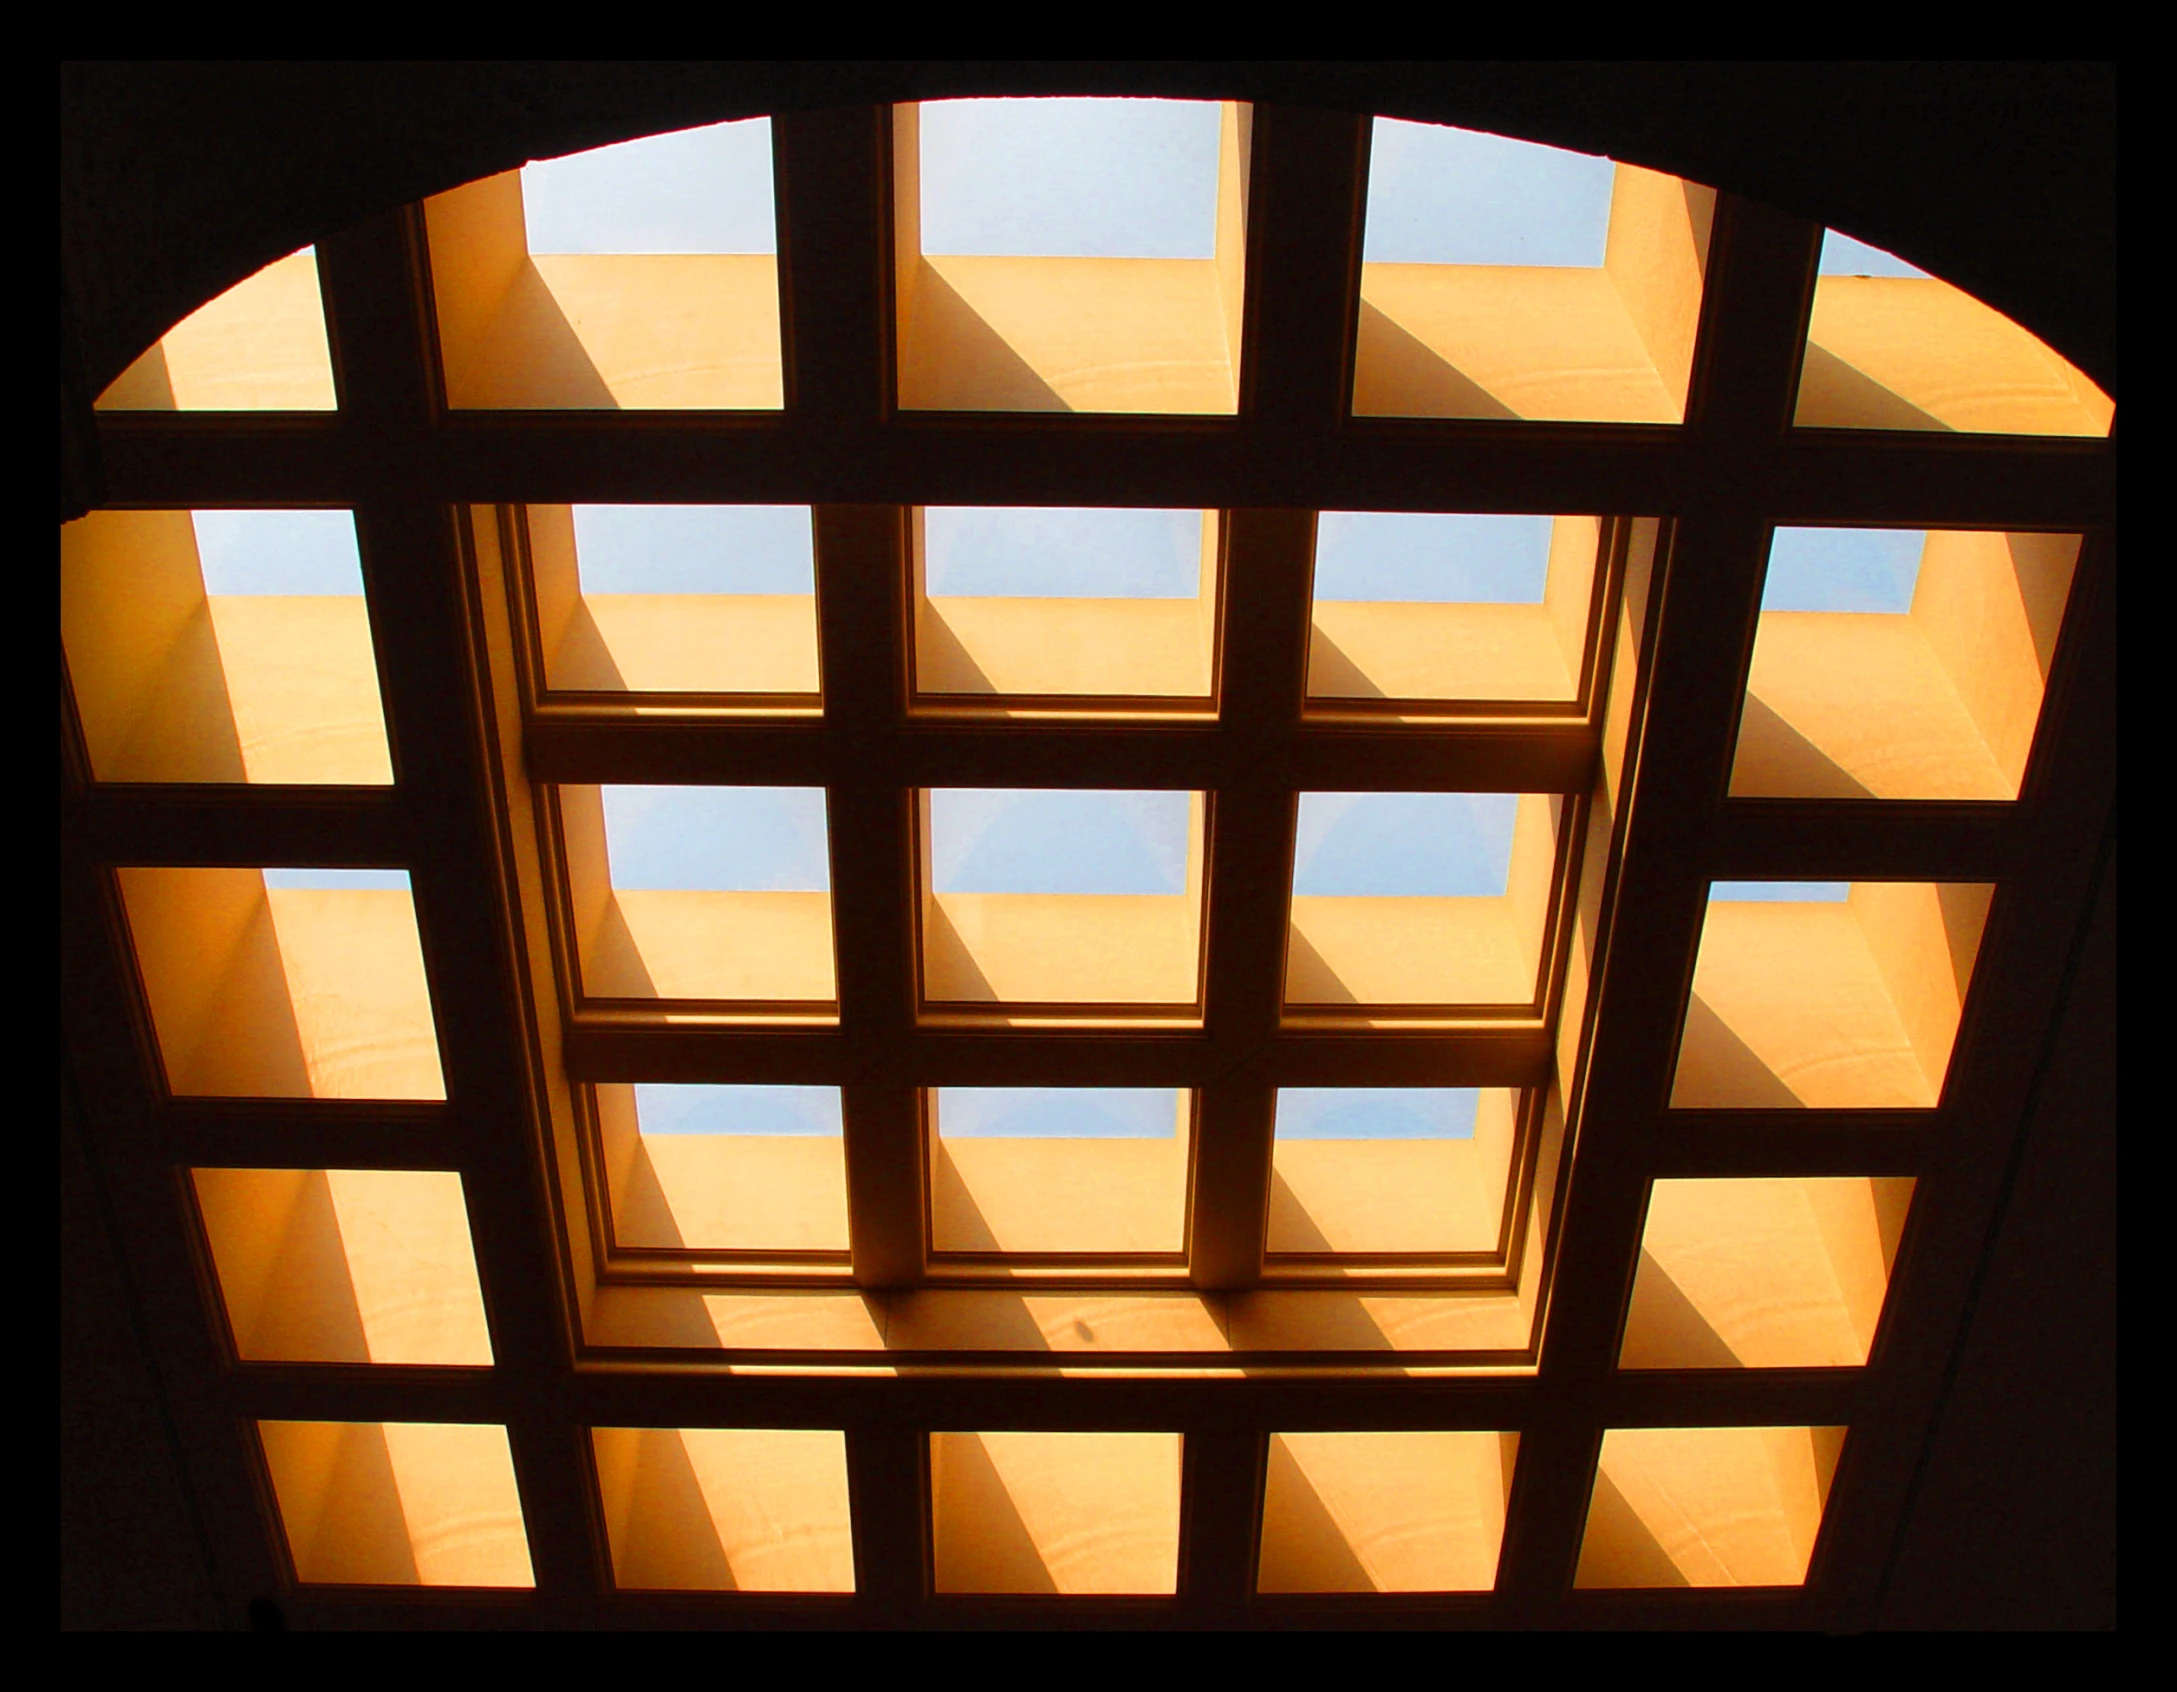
97;337;179;409
932;1433;1060;1593
196;895;313;1096
1730;691;1874;799
1575;1469;1690;1589
1265;1167;1337;1255
1282;923;1359;1007
914;601;1000;696
1256;1437;1379;1592
547;599;631;693
920;900;999;1004
1304;625;1388;700
130;604;247;782
1670;992;1801;1110
619;1429;735;1590
484;260;619;409
1618;1248;1743;1370
905;263;1070;413
929;1141;1003;1253
612;1138;687;1250
1352;299;1520;420
1794;341;1951;432
302;1422;422;1585
583;894;660;1001
257;1169;372;1362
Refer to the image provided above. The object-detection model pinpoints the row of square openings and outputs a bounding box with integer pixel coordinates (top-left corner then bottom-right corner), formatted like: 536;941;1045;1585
253;1416;1851;1595
198;1163;1911;1369
118;862;1992;1109
64;505;2081;802
97;105;2111;436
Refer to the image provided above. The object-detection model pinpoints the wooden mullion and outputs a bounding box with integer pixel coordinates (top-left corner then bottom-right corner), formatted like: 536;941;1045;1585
1190;508;1316;1291
1497;195;1832;1621
94;413;2114;533
1240;105;1368;432
312;209;603;1618
813;504;922;1288
773;105;892;430
62;787;410;873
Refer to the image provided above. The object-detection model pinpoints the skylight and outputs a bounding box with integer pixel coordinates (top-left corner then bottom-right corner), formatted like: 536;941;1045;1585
261;868;412;891
1817;230;1930;280
1760;528;1924;614
569;505;813;594
1362;119;1615;268
520;119;777;255
1292;792;1517;897
918;98;1222;259
923;507;1203;598
1313;513;1551;604
192;509;363;595
1274;1087;1481;1141
936;1087;1182;1140
929;789;1190;895
599;786;830;891
1708;882;1850;903
631;1083;842;1136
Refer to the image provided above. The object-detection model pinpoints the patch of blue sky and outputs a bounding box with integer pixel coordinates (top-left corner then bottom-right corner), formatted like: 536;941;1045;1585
1763;528;1925;614
1292;792;1517;898
930;789;1191;895
520;118;776;256
633;1083;841;1137
1818;230;1930;280
1709;881;1851;903
1314;512;1551;604
600;786;830;892
1275;1087;1480;1141
571;505;814;595
923;507;1203;599
918;98;1222;259
261;867;411;891
937;1086;1182;1140
1363;119;1615;268
193;510;362;596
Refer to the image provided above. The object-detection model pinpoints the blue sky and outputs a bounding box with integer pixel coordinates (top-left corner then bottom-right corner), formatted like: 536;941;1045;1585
192;510;362;596
930;789;1192;895
1763;528;1926;614
1709;882;1850;902
1818;230;1930;280
1364;119;1615;268
1313;512;1552;603
918;98;1222;259
520;118;776;255
600;786;831;891
1275;1088;1480;1141
1292;793;1518;898
571;505;814;595
262;868;410;891
936;1087;1181;1140
633;1083;841;1136
923;507;1203;598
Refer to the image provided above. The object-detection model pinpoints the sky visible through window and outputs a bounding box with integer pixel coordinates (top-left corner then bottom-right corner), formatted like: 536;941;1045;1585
1292;793;1517;898
599;786;830;891
192;510;363;596
923;508;1203;598
570;505;814;595
936;1087;1182;1140
632;1083;842;1136
1818;229;1931;280
918;98;1223;259
1275;1088;1481;1141
1364;119;1615;267
261;868;412;890
1762;528;1925;614
929;790;1192;895
519;119;777;256
1313;512;1552;603
1709;881;1851;902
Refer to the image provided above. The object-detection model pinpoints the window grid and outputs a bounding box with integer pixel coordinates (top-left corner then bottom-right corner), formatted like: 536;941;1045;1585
60;104;2113;1626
